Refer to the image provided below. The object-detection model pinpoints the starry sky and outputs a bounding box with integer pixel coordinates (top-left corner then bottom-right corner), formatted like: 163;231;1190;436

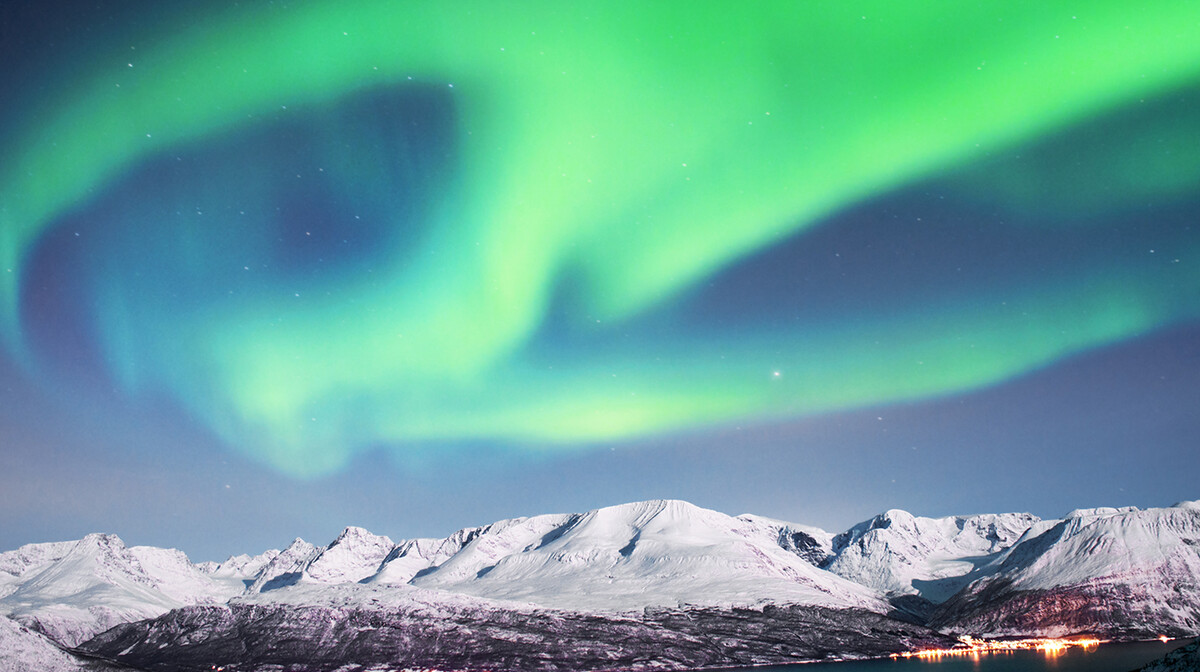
2;1;1199;561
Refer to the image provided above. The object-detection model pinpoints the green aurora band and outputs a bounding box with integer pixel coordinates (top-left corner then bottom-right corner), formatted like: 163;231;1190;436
3;1;1200;475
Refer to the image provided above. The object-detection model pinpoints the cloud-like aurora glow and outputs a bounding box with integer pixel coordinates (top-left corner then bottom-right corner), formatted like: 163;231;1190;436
3;1;1200;476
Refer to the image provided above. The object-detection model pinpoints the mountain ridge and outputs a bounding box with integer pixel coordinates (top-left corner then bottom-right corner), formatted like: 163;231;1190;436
2;497;1197;671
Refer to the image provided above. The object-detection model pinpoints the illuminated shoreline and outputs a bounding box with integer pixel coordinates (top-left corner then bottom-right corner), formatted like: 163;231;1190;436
891;635;1176;660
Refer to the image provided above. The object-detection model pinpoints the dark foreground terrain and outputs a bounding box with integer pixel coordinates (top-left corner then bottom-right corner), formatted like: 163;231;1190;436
76;602;955;672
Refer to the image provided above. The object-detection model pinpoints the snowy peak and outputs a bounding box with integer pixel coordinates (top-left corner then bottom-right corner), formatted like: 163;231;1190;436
408;513;580;585
988;502;1200;590
1065;505;1140;519
0;541;76;581
331;526;387;545
370;535;474;585
304;527;395;584
247;538;319;593
933;502;1200;638
593;498;699;527
825;509;1040;603
12;533;156;598
239;528;396;592
3;496;1197;651
830;509;910;554
736;513;834;567
832;509;1037;556
409;499;885;613
0;540;77;601
0;534;231;646
955;513;1044;552
203;549;281;580
546;499;713;554
128;545;243;605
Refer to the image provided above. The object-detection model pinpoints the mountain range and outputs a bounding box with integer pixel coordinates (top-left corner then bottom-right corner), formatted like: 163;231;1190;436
1;498;1197;671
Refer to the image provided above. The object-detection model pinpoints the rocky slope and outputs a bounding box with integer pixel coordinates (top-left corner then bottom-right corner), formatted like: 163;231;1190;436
1134;638;1200;672
0;533;242;646
0;615;119;672
76;584;954;672
931;502;1200;638
0;540;76;600
824;509;1040;604
1;497;1197;670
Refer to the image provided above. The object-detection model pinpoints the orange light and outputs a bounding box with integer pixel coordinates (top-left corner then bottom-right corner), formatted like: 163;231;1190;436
894;637;1110;660
1159;635;1172;644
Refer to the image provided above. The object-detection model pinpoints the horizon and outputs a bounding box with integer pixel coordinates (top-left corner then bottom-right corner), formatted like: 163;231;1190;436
3;1;1199;564
6;484;1197;565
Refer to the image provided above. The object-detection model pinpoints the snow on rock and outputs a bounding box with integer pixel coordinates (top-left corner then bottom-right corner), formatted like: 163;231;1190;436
246;538;320;593
80;590;956;672
234;579;531;616
238;528;394;590
127;545;244;604
406;513;578;585
369;536;466;585
824;509;1040;603
932;502;1200;638
0;615;108;672
2;496;1197;656
736;513;834;566
410;499;887;613
0;534;186;646
983;503;1200;593
0;535;237;647
369;514;600;586
1065;506;1140;519
201;548;281;581
0;541;76;580
0;541;75;600
1136;638;1200;672
303;527;395;584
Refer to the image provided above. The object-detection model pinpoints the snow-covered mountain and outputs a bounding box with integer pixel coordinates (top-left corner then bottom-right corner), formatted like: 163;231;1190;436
1;500;882;643
305;526;394;584
2;497;1197;671
198;500;880;615
197;547;280;580
736;513;835;567
0;533;241;646
369;533;476;584
234;526;398;594
0;615;117;672
932;501;1200;638
244;537;319;593
0;541;75;601
407;500;884;612
824;509;1041;603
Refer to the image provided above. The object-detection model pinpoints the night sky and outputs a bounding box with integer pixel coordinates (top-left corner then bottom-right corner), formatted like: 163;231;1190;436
2;1;1198;561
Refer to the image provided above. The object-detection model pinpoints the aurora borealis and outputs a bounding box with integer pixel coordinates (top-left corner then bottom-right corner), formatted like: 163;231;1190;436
2;1;1199;557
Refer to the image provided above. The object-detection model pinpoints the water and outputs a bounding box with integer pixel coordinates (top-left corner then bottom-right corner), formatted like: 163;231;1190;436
723;640;1194;672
